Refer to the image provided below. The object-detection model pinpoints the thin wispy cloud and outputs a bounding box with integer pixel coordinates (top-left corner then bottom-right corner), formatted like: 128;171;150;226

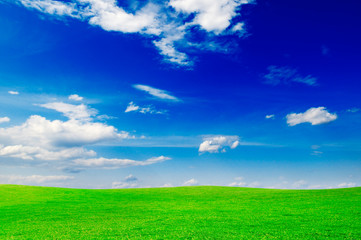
265;114;275;119
8;90;19;95
112;181;138;189
228;178;260;188
0;174;74;184
337;182;356;188
133;84;180;101
263;66;318;86
183;178;198;186
347;108;360;113
286;107;337;126
13;0;252;66
125;101;166;114
73;156;170;169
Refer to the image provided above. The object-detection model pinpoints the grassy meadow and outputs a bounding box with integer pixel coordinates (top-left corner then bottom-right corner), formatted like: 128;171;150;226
0;185;360;239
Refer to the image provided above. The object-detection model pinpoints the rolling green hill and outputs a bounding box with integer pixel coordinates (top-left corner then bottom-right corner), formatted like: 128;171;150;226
0;185;360;239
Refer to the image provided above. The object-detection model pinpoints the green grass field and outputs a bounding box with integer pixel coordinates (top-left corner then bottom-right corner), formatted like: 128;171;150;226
0;185;360;239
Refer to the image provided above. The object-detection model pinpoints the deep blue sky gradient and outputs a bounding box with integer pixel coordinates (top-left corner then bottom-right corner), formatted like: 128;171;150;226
0;0;360;188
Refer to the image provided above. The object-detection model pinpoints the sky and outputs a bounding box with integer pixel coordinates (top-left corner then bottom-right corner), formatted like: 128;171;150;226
0;0;360;189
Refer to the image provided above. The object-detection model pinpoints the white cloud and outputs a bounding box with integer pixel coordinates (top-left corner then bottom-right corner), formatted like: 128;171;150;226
153;30;190;66
0;174;74;184
263;66;317;86
265;114;275;119
231;22;245;33
125;102;140;113
183;178;198;186
0;117;10;124
0;99;136;168
8;91;19;95
286;107;337;126
0;98;172;173
337;182;356;188
169;0;250;33
228;178;260;188
112;174;140;188
199;135;239;153
112;181;138;189
39;102;97;121
0;144;96;161
20;0;79;17
0;114;131;165
160;183;173;187
124;174;138;182
0;115;128;148
86;0;160;33
15;0;252;66
133;84;180;101
229;181;246;187
125;102;166;114
73;156;170;169
68;94;83;101
230;140;239;149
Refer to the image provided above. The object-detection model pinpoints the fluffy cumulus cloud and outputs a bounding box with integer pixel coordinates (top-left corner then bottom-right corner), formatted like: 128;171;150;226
0;117;10;124
0;100;170;171
263;66;317;86
0;115;128;148
199;135;240;153
286;107;337;126
125;102;166;114
15;0;252;66
68;94;83;101
0;174;74;184
133;84;179;101
265;114;275;119
39;102;97;121
169;0;249;33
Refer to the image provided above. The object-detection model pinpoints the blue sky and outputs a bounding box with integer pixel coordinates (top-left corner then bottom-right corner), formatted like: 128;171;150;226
0;0;360;189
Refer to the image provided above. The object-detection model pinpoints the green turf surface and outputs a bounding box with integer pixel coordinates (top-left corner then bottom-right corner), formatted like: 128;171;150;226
0;185;360;239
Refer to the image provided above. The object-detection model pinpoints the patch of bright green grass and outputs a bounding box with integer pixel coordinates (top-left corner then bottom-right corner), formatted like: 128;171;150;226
0;185;360;239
